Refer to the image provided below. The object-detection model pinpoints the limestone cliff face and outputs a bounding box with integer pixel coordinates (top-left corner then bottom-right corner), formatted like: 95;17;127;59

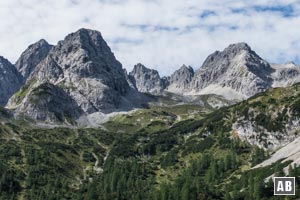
128;63;167;94
189;43;274;99
17;82;83;123
271;62;300;87
167;64;194;94
9;28;131;122
15;39;53;80
128;43;300;101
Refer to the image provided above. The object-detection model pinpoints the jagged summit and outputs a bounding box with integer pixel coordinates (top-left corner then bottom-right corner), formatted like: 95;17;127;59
57;28;115;60
167;64;194;93
224;42;251;52
178;64;194;72
30;39;49;48
39;28;125;84
187;42;273;99
131;63;153;74
285;61;297;66
128;63;167;94
125;42;300;99
2;30;300;123
15;39;53;80
8;28;134;122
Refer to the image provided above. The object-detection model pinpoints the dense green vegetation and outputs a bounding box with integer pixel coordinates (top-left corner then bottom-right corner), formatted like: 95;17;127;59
2;84;300;199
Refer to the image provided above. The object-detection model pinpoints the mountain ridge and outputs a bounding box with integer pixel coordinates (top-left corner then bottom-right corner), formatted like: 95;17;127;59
1;28;300;124
128;42;300;100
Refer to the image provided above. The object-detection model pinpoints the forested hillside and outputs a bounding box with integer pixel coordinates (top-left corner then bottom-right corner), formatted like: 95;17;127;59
1;84;300;199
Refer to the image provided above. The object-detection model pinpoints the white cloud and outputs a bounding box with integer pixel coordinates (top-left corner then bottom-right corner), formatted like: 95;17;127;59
0;0;299;76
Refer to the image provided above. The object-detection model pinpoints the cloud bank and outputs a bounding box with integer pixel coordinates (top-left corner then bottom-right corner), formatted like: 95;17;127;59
0;0;299;75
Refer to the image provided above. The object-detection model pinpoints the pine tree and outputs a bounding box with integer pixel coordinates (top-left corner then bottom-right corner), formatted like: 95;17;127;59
248;174;254;199
288;165;294;176
253;175;263;200
225;154;231;170
180;183;189;200
224;192;231;200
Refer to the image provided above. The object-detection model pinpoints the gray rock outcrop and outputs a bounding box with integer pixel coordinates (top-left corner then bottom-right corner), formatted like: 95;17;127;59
0;56;23;106
271;62;300;87
190;43;274;99
167;64;194;93
17;82;83;123
15;39;53;80
128;43;300;101
9;28;132;122
128;63;167;94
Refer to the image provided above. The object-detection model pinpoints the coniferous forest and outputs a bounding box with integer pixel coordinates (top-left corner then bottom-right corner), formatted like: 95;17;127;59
2;85;300;200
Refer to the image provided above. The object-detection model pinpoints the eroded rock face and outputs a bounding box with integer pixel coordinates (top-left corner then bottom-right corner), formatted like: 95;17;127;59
190;43;274;99
36;29;128;112
128;43;285;100
0;56;23;106
271;62;300;87
17;82;83;123
7;34;300;123
167;65;194;93
128;63;167;94
9;28;131;121
15;39;53;80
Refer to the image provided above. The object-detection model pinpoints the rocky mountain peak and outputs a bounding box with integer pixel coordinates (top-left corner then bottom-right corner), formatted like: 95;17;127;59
285;61;297;67
131;63;155;74
224;42;251;53
41;28;125;85
58;28;106;50
56;28;117;63
201;43;256;69
178;64;194;73
15;39;53;80
8;28;133;121
128;63;167;94
271;61;300;87
167;64;194;93
0;56;23;106
189;43;273;99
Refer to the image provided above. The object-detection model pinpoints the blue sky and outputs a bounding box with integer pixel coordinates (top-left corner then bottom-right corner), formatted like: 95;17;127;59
0;0;299;75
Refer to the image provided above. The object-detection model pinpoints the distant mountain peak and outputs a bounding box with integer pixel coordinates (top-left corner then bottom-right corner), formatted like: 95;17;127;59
132;63;156;73
60;28;105;48
286;61;296;66
133;62;147;70
187;42;273;99
128;63;167;94
8;28;136;122
179;64;194;73
166;64;194;93
225;42;251;52
15;39;53;79
36;39;49;46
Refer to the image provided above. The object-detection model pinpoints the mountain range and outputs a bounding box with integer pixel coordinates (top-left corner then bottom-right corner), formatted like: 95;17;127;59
1;28;300;124
1;28;300;199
